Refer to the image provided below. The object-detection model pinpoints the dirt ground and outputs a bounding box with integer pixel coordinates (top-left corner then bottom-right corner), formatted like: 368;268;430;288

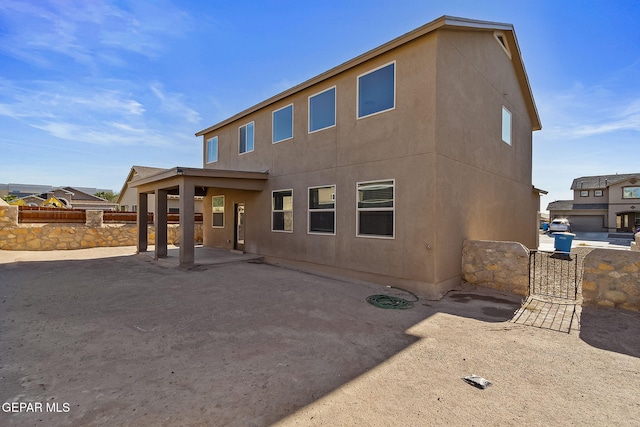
1;247;639;426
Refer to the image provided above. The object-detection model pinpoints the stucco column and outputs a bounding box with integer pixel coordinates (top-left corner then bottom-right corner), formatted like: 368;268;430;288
179;180;195;267
155;188;168;259
137;192;148;253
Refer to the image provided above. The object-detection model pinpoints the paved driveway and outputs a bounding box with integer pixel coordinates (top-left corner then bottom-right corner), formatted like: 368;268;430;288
1;247;639;426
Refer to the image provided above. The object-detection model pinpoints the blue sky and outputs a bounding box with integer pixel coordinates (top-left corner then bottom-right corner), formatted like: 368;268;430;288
1;1;639;211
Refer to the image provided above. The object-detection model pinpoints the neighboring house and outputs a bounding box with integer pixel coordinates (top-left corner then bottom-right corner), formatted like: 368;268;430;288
117;166;204;213
547;173;640;233
0;183;112;199
132;16;542;295
9;187;117;210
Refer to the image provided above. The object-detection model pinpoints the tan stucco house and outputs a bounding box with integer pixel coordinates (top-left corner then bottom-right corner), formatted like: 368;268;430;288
548;173;640;233
132;16;542;296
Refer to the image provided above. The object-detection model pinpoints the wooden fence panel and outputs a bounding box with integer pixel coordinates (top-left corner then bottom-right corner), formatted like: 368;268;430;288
18;206;86;223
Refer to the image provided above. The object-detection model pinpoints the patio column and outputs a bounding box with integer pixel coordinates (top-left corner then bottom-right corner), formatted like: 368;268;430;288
136;192;148;253
179;180;195;267
155;188;168;259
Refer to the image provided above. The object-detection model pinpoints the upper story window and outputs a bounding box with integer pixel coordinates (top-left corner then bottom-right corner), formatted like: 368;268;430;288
580;190;589;197
212;195;224;228
273;104;293;143
239;122;254;154
308;185;336;235
622;187;640;199
357;180;394;238
272;189;293;232
309;87;336;133
594;190;603;197
272;104;293;143
206;136;218;163
502;106;512;145
357;62;395;119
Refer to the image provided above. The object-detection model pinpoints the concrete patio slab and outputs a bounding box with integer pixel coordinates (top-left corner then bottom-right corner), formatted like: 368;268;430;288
1;247;639;426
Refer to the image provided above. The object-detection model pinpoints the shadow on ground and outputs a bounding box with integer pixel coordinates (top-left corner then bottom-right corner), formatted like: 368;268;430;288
579;306;640;358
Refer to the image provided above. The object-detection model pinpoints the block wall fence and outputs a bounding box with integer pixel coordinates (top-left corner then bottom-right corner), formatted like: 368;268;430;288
0;206;203;250
462;239;640;312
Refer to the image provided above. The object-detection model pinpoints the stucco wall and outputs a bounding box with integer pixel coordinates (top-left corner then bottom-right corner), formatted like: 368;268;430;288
0;206;202;250
461;240;530;296
582;249;640;311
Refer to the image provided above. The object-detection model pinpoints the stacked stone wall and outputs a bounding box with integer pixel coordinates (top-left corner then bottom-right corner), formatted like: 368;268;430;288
462;240;530;296
0;206;203;250
582;249;640;311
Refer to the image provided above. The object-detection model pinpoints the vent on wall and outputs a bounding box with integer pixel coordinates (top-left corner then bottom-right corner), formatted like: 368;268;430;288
494;31;511;59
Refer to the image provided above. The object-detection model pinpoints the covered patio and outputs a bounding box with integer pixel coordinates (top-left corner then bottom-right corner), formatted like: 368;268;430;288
130;167;268;267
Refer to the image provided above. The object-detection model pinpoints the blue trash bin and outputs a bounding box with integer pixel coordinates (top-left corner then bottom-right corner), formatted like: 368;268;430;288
554;232;575;252
542;222;549;232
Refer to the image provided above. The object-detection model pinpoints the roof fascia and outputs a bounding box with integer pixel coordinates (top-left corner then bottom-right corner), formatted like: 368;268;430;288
130;167;269;188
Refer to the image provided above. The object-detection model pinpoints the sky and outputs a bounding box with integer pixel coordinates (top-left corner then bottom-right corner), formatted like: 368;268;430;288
0;0;639;211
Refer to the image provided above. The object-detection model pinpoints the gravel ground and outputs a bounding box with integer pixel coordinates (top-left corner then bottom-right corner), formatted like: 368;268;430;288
1;247;639;426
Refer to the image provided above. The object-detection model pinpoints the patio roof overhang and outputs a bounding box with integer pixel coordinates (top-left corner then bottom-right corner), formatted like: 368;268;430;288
131;167;269;267
129;167;269;194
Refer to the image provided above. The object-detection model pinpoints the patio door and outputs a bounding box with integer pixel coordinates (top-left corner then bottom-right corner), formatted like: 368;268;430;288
234;203;245;251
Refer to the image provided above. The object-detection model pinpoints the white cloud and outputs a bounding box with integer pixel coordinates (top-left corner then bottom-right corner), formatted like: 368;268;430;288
0;0;194;67
536;77;640;139
151;83;201;124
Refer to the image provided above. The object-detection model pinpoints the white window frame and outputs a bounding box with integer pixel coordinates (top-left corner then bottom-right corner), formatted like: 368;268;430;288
272;189;293;233
206;136;218;164
356;179;395;239
239;121;255;155
502;106;512;145
308;86;336;134
212;195;224;228
580;190;589;197
308;185;336;235
272;104;294;143
357;61;396;119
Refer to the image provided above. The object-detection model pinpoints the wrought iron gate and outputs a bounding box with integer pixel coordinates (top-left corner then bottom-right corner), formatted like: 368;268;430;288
529;250;580;300
511;250;582;333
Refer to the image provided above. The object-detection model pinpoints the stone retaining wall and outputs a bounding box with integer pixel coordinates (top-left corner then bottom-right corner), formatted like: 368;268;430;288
0;206;203;250
582;249;640;311
461;240;530;296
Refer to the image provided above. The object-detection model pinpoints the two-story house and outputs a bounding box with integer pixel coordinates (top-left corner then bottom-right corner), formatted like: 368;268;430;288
547;173;640;233
132;16;542;296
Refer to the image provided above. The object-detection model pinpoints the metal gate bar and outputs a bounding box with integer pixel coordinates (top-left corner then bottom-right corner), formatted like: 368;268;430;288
529;250;580;301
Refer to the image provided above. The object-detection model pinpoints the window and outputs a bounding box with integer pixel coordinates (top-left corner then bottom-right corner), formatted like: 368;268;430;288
212;196;224;228
623;187;640;199
239;122;254;154
309;185;336;234
206;136;218;163
502;106;512;145
357;180;394;238
309;87;336;133
273;104;293;143
580;190;589;197
595;190;603;197
272;190;293;232
358;62;395;118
